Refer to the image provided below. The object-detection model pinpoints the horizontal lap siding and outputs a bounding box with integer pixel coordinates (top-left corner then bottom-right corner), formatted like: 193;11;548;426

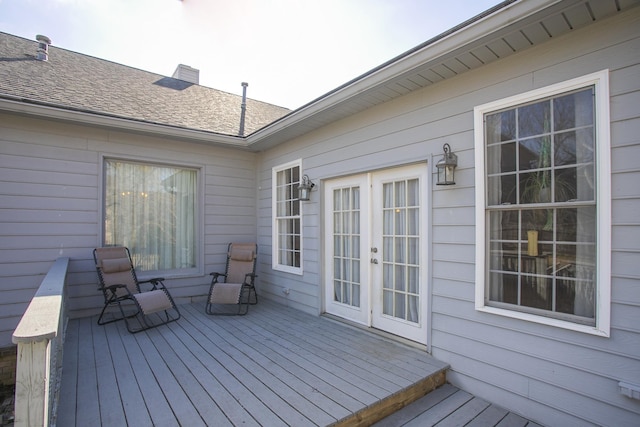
0;114;258;347
257;7;640;426
0;120;98;346
428;9;640;427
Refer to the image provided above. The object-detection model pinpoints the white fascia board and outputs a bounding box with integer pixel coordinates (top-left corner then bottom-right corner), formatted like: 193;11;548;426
247;0;566;147
0;97;246;148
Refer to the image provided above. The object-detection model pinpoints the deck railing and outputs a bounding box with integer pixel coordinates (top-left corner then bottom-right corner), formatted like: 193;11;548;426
12;257;69;427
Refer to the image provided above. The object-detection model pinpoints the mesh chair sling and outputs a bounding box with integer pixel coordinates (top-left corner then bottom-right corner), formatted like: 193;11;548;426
206;243;258;315
94;246;180;333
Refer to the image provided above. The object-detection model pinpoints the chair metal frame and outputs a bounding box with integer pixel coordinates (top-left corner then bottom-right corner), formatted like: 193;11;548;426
206;243;258;315
94;247;181;333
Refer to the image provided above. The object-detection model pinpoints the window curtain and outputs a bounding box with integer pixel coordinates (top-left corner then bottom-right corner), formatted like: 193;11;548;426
104;160;196;271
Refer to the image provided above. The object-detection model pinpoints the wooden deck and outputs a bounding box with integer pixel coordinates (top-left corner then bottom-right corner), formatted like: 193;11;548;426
56;300;449;427
373;384;543;427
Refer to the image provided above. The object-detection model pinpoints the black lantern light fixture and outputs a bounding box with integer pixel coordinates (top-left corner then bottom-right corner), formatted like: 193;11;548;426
436;143;458;185
298;174;315;201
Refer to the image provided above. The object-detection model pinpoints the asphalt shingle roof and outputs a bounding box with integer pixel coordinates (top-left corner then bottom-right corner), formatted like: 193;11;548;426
0;32;290;136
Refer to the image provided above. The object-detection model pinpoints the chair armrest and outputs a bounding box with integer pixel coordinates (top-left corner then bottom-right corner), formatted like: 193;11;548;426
209;272;227;284
100;283;127;293
101;284;133;301
243;273;257;285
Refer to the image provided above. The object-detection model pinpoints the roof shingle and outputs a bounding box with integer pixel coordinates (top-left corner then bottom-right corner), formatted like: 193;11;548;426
0;32;290;136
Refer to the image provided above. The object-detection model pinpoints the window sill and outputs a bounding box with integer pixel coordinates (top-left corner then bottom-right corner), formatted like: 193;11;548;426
273;265;303;276
475;305;610;338
137;268;202;281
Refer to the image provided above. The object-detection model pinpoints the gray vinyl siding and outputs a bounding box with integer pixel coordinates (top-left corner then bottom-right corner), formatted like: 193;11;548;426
255;8;640;426
429;9;640;427
1;4;639;426
0;114;258;347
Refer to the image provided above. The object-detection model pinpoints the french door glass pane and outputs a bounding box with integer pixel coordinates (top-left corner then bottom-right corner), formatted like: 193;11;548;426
394;294;406;319
381;177;420;324
408;295;419;323
332;187;361;307
353;282;361;308
408;266;419;294
407;179;419;206
383;290;393;315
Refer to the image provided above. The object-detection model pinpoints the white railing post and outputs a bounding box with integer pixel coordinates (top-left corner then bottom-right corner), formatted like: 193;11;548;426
12;257;69;427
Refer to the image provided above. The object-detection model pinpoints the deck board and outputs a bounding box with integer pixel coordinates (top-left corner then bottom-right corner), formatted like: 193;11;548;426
209;308;381;407
74;319;101;427
180;306;320;426
56;316;78;426
156;317;259;426
104;320;153;427
372;384;459;427
167;320;278;426
465;405;510;427
436;397;492;427
206;311;361;416
372;384;540;427
56;299;541;426
114;320;178;427
182;306;348;423
403;389;474;426
232;308;399;397
58;300;447;426
248;309;414;388
93;323;127;426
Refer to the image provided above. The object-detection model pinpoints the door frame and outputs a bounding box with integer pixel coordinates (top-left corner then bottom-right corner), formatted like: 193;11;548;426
370;163;429;344
322;162;432;346
322;174;371;326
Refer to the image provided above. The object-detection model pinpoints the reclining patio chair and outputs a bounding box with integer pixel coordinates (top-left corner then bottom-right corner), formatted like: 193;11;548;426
94;246;180;333
206;243;258;315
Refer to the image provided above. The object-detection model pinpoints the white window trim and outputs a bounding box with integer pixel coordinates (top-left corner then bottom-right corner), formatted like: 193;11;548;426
272;159;303;275
99;154;204;279
474;70;611;337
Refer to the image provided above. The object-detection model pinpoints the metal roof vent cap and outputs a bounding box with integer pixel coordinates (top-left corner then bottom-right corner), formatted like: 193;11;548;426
36;35;51;61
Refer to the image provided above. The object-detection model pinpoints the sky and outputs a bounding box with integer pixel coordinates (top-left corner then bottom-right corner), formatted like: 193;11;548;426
1;0;501;109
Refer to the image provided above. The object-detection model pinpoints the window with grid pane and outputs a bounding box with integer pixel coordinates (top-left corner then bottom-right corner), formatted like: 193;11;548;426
475;71;611;335
273;161;302;272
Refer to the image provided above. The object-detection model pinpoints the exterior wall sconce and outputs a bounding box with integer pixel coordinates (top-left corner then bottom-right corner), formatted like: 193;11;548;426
436;143;457;185
298;174;315;201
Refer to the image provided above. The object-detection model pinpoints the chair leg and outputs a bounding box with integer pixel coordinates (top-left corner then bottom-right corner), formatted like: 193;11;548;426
237;303;248;315
97;302;115;325
97;299;138;326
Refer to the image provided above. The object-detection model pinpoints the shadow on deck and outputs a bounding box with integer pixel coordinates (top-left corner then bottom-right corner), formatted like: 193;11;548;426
57;300;448;426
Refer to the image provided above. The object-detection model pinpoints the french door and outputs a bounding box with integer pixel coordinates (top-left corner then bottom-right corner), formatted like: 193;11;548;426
324;163;428;344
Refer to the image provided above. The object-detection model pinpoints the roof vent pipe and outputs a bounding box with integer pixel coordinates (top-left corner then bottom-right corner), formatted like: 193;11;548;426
36;34;51;61
239;82;248;136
